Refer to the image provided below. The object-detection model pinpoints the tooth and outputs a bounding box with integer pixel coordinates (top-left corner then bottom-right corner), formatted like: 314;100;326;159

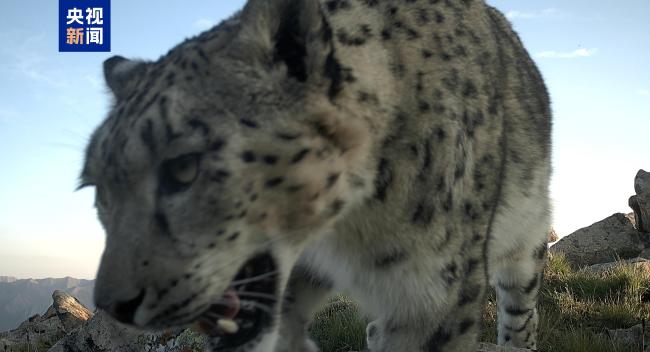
217;319;239;334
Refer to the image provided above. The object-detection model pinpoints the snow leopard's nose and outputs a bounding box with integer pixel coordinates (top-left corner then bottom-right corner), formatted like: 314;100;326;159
98;289;146;324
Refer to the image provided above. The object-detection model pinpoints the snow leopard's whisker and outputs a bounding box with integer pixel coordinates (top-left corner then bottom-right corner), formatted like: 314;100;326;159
239;299;276;317
230;270;279;286
235;291;278;301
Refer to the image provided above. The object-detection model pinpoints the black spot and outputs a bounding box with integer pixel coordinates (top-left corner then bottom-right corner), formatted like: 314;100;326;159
263;155;279;165
424;326;452;352
374;158;393;202
140;119;156;153
422;49;433;59
138;93;160;115
210;170;231;183
417;8;430;24
381;28;392;40
241;151;256;163
324;51;344;99
535;243;547;260
463;201;479;221
375;250;408;268
326;173;340;188
412;201;435;226
325;0;350;12
239;118;259;129
275;132;301;141
227;232;240;241
406;28;421;40
435;11;445;23
265;177;284;188
418;138;433;180
458;319;474;334
458;283;481;306
441;262;458;286
329;199;345;216
155;212;171;236
337;30;368;46
291;148;310;163
209;139;225;151
463;79;478;98
418;100;431;112
287;184;303;193
190;61;199;71
360;24;372;36
188;119;209;136
197;48;210;62
465;258;479;276
454;161;466;180
141;260;149;267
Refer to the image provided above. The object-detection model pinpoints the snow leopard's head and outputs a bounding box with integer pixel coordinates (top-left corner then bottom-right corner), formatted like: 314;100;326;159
82;0;371;349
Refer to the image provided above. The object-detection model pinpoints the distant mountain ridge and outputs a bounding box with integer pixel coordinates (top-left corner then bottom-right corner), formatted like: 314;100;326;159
0;276;95;332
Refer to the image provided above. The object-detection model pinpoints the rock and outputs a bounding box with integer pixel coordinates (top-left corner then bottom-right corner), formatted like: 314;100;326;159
0;297;68;352
478;343;532;351
51;290;93;331
584;258;650;274
48;310;147;352
629;169;650;233
548;228;559;243
603;323;649;349
549;213;644;267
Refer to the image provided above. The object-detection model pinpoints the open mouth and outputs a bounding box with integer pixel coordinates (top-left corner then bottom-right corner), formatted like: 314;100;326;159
195;252;278;349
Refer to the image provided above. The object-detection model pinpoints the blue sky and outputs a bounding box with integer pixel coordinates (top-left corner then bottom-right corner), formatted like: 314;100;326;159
0;1;648;279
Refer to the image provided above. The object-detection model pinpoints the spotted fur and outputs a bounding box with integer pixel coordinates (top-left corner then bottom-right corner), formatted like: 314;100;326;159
84;0;551;351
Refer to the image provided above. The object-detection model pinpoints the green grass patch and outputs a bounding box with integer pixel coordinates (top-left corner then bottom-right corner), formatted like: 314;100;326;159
310;253;650;352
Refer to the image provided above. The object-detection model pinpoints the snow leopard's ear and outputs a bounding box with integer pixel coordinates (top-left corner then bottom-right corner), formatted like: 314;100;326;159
236;0;334;86
103;56;148;100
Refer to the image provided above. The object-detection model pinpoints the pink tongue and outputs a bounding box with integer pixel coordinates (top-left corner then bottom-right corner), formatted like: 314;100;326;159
222;289;240;319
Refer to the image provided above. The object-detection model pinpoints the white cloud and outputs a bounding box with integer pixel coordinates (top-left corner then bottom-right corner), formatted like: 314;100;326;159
535;48;598;59
637;89;650;97
194;19;215;31
506;8;559;20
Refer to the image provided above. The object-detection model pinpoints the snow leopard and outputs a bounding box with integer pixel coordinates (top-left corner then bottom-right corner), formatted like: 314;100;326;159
82;0;552;351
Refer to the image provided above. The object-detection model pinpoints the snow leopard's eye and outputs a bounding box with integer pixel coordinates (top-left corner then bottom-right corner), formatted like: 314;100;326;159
159;153;201;195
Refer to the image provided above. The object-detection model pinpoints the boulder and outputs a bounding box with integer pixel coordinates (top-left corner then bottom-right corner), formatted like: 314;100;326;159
549;213;644;267
629;169;650;233
51;290;93;331
584;258;650;275
548;228;559;243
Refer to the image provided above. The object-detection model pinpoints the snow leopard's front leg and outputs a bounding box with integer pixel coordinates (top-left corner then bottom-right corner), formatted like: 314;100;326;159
274;265;332;352
365;257;487;352
491;241;547;350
